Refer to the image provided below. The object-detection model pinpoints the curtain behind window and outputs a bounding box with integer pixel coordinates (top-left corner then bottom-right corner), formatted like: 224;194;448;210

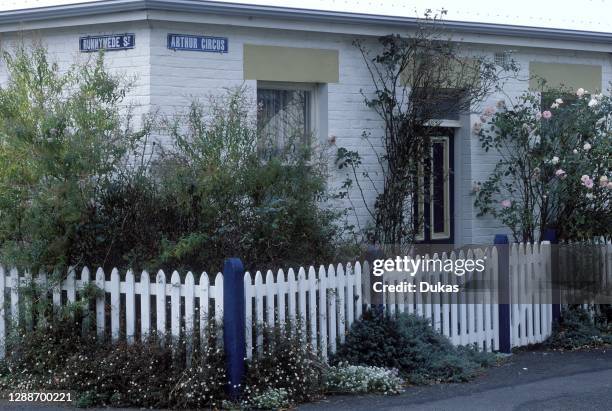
258;88;311;154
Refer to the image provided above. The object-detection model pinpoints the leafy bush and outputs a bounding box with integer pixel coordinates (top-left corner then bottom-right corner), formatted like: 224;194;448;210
473;89;612;241
0;45;147;272
0;45;353;274
544;306;612;350
242;323;325;408
332;310;497;384
248;387;290;410
325;363;403;395
151;90;350;271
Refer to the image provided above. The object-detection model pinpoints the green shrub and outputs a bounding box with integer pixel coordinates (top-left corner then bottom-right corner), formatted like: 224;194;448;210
0;44;147;273
151;90;351;271
324;363;403;395
0;311;92;391
0;45;353;274
544;306;612;350
248;387;290;410
242;323;325;408
332;310;497;384
0;311;227;409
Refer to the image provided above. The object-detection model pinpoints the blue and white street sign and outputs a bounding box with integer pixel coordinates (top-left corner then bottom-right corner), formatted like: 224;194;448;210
167;33;228;53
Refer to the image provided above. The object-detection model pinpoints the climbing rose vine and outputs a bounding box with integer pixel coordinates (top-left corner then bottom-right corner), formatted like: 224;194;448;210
473;88;611;241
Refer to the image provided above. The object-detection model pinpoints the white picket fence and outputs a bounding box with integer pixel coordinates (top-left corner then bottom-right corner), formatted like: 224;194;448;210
508;242;552;348
243;263;362;361
375;247;500;351
0;267;224;359
2;241;610;360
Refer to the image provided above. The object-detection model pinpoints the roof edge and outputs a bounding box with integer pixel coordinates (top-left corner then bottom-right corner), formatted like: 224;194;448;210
1;0;612;44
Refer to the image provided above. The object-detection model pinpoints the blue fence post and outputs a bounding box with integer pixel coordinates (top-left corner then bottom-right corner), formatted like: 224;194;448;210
494;234;511;353
542;228;561;323
223;258;246;399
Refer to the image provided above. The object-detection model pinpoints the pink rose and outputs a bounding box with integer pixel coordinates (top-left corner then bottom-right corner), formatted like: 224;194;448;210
581;175;593;189
555;169;567;179
542;111;552;119
482;106;496;118
501;199;512;208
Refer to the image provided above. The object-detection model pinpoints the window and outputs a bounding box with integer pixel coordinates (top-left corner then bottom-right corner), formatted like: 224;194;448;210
494;52;512;69
415;133;453;243
257;82;315;153
430;137;451;240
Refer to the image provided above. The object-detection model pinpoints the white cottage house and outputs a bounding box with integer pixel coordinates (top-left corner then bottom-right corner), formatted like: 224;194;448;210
0;0;610;246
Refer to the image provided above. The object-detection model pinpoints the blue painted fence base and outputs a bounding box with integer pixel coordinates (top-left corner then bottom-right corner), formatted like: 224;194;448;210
223;258;246;399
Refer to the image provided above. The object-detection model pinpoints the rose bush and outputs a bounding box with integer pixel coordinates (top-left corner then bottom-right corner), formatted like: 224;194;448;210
473;88;611;241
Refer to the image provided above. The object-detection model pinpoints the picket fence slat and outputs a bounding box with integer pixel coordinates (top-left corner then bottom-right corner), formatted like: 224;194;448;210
141;271;151;337
277;269;286;325
474;249;485;350
185;272;195;365
67;267;76;307
265;270;275;327
308;266;317;350
95;268;105;338
170;271;181;341
110;269;120;342
125;270;136;343
336;264;346;344
213;272;223;328
156;270;166;342
254;271;264;353
80;268;90;334
244;271;253;359
318;265;328;360
327;264;337;355
297;267;307;338
199;272;210;345
346;263;355;331
288;268;297;325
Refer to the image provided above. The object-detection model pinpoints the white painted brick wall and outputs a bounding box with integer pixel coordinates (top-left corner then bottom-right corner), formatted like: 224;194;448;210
1;19;610;246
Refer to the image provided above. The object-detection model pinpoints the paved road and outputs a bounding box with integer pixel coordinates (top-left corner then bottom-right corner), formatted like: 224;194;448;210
300;348;612;411
1;348;610;410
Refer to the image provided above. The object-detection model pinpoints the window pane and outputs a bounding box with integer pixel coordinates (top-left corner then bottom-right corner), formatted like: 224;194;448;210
257;88;311;151
412;88;462;120
431;140;447;235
